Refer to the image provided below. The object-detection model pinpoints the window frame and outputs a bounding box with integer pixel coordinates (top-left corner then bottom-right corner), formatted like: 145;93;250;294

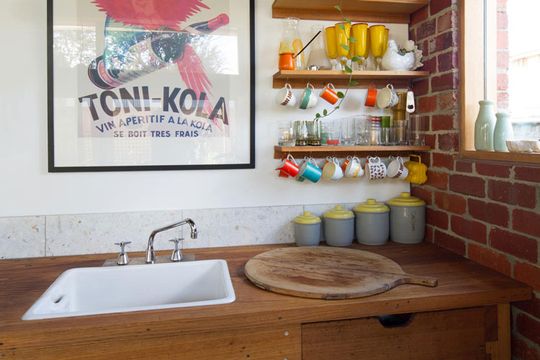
459;0;540;164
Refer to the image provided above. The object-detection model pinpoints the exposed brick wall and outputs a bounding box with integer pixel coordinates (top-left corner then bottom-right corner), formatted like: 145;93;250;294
410;0;540;358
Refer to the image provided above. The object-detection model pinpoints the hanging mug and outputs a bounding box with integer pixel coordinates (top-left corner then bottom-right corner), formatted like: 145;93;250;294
320;83;339;105
365;156;387;180
298;157;323;183
276;83;297;107
386;156;408;179
376;84;399;109
299;83;318;110
322;157;344;181
276;154;300;178
344;156;364;178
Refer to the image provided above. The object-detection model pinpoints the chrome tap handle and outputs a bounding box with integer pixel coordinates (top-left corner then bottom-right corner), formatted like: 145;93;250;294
114;241;131;266
169;238;184;262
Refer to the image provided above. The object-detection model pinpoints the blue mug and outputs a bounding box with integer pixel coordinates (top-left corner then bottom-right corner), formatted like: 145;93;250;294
299;157;322;183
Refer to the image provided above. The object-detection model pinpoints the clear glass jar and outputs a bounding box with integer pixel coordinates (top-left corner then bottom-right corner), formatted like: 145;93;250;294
369;116;382;145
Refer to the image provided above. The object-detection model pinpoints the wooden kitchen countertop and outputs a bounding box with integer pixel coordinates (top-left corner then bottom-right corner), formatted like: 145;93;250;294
0;243;531;352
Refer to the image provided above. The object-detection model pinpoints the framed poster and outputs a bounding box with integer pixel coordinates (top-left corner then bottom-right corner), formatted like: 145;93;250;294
48;0;255;172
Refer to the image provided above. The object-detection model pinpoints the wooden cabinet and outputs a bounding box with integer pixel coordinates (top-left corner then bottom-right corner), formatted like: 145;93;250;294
302;306;509;360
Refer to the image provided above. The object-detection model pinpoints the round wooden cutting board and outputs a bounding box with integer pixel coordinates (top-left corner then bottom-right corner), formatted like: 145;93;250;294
244;247;438;300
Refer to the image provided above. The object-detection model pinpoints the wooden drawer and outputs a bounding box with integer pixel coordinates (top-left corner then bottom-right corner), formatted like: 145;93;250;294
302;307;488;360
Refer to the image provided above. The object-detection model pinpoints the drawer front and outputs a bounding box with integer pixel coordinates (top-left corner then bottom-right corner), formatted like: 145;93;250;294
302;307;487;360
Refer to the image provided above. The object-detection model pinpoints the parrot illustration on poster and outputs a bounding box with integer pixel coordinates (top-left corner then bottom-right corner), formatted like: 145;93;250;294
87;0;229;123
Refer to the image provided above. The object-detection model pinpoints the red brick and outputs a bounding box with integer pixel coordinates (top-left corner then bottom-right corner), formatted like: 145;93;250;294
424;134;436;148
515;295;540;320
498;30;508;49
449;174;485;197
437;10;455;33
490;228;538;263
427;208;449;230
475;162;511;177
430;0;452;16
429;32;456;53
468;199;509;227
431;152;454;170
451;216;487;243
515;166;540;182
513;209;540;238
516;313;540;344
468;243;511;276
497;73;508;91
421;56;437;72
488;180;537;209
497;11;508;29
437;132;459;151
426;170;449;190
438;50;458;72
412;78;429;96
511;335;540;360
515;262;540;291
431;114;454;131
431;72;458;92
418;95;437;113
416;18;436;40
455;160;473;173
411;186;433;206
434;192;465;215
411;6;429;26
438;91;458;111
497;51;509;69
434;230;466;256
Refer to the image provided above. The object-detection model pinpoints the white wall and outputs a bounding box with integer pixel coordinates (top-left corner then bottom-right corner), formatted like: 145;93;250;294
0;0;409;218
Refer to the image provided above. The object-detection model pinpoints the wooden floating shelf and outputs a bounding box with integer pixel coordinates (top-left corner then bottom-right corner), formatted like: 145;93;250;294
273;70;430;89
272;0;429;24
274;145;431;159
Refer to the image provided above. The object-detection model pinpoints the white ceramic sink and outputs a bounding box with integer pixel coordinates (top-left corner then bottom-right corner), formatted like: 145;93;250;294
22;260;235;320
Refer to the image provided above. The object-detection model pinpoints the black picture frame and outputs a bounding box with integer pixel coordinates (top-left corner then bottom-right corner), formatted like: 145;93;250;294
47;0;255;172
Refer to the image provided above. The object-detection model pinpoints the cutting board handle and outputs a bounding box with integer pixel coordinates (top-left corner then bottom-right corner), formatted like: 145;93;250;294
402;274;438;287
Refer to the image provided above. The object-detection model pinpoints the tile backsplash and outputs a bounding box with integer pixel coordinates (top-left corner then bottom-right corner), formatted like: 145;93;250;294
0;204;356;259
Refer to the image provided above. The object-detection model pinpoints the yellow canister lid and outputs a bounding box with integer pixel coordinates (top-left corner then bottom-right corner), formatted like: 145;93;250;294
387;192;426;207
293;211;321;225
353;199;389;213
323;205;354;220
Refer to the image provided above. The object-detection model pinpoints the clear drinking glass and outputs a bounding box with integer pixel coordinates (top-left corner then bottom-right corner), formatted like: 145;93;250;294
325;119;341;145
306;120;322;146
340;117;356;145
277;121;295;146
354;115;370;145
409;115;426;146
294;120;308;146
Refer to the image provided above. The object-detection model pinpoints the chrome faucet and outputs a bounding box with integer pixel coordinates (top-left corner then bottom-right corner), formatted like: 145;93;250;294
145;218;198;264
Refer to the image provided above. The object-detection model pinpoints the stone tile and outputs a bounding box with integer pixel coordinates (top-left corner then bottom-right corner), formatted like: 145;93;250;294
183;205;302;248
46;210;183;256
0;216;45;259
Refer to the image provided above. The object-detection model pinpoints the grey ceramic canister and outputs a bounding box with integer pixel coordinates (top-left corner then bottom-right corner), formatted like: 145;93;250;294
323;205;355;247
387;192;426;244
353;199;390;246
293;211;321;246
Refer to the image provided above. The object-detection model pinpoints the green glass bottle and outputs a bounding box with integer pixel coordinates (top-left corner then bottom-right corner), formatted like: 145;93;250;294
474;100;496;151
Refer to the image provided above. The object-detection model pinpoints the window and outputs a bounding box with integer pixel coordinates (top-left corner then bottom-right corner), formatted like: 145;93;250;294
460;0;540;163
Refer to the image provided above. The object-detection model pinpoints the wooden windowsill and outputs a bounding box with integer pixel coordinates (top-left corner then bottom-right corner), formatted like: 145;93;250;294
460;150;540;165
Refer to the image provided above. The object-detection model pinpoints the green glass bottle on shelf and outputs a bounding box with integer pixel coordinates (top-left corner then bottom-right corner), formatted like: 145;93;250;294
493;112;514;152
474;100;496;151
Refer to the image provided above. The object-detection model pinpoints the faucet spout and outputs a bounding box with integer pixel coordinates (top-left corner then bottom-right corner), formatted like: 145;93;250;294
145;218;197;264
